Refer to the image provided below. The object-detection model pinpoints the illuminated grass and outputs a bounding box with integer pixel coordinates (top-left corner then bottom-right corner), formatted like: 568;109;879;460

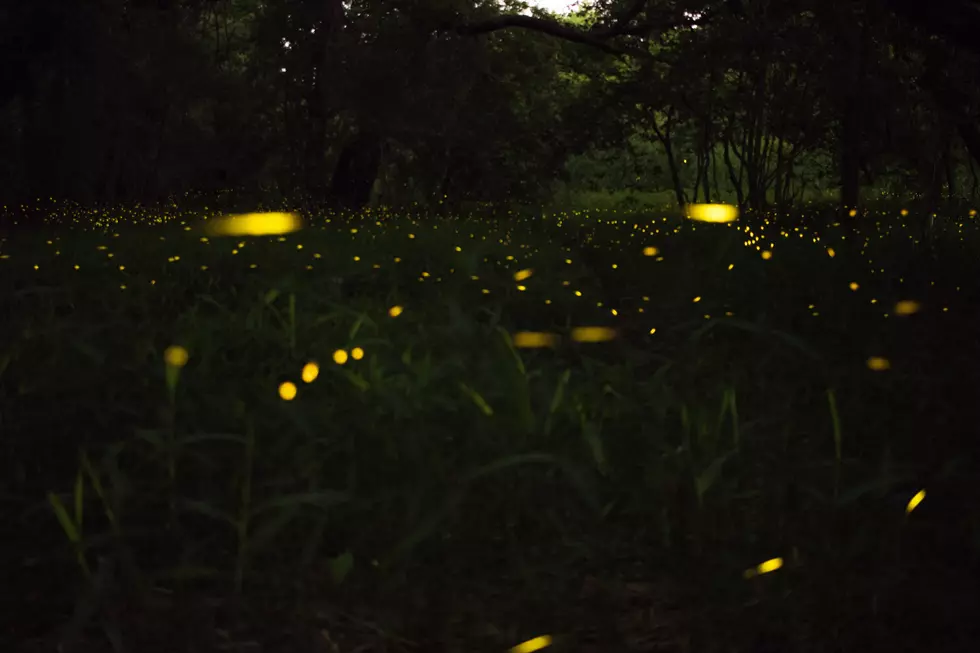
2;198;977;652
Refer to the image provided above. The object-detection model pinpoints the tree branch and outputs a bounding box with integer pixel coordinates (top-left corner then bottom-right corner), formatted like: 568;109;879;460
455;15;636;56
886;0;980;55
451;2;709;58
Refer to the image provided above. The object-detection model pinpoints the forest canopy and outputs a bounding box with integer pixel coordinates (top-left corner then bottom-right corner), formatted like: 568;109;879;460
2;0;980;213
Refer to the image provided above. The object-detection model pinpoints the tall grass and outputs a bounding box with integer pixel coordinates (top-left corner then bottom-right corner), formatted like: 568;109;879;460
2;201;979;652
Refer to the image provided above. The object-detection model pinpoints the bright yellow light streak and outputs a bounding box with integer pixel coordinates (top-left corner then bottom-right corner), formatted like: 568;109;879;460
866;357;891;371
684;203;739;223
510;635;553;653
513;332;560;348
744;557;783;579
906;489;926;514
571;327;617;342
894;300;921;316
204;212;302;236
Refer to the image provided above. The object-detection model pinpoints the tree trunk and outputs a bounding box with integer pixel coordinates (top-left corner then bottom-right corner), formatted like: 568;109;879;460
306;0;345;195
651;112;686;208
968;152;979;199
722;132;745;209
838;9;872;216
329;130;383;211
944;144;957;199
839;110;861;211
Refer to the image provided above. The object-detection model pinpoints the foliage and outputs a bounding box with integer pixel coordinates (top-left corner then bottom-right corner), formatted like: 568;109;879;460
2;201;979;650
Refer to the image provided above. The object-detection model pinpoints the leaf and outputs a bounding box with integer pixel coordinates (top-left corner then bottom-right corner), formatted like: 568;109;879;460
178;499;236;526
134;429;165;449
496;326;526;376
459;382;494;416
689;318;820;360
48;492;81;544
349;313;366;341
582;421;608;476
73;469;85;530
385;453;598;567
835;474;911;506
247;506;301;557
549;370;571;415
250;490;351;518
80;451;115;524
345;371;370;392
263;289;280;305
328;551;354;585
544;369;572;436
181;433;248;446
694;452;732;505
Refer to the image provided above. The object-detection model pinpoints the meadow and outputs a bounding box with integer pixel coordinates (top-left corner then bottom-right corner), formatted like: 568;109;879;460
2;199;979;653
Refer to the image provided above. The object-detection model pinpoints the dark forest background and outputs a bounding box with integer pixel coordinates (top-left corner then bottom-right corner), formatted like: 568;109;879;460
4;0;980;214
5;3;980;653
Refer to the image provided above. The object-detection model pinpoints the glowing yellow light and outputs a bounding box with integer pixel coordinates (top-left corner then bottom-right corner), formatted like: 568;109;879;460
204;212;302;236
827;247;836;258
894;300;921;315
684;203;739;223
510;635;553;653
302;362;319;383
761;250;772;260
513;332;560;348
849;282;860;291
906;489;926;514
571;326;617;343
744;557;783;579
278;381;297;401
649;327;657;335
164;345;189;368
351;347;365;360
900;209;909;217
969;209;977;217
388;305;404;317
333;350;349;365
866;356;891;371
848;209;857;217
514;268;533;281
693;296;701;303
643;246;659;256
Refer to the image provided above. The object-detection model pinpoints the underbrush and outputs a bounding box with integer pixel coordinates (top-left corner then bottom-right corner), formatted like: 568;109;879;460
1;203;979;652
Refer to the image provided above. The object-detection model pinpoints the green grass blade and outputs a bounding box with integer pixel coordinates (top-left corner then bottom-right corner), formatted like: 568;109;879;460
48;492;81;544
73;469;84;530
459;382;494;416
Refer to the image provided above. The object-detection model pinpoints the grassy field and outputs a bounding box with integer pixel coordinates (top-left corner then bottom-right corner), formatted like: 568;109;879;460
2;200;979;652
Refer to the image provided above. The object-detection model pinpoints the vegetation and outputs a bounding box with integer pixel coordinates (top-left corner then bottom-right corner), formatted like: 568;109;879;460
3;0;980;651
3;200;980;651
